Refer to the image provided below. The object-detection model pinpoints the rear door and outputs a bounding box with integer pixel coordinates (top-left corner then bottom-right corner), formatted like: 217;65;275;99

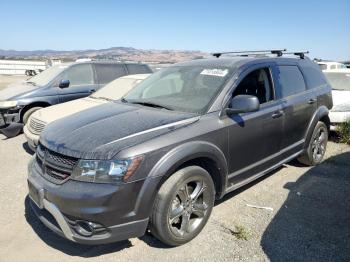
274;64;317;155
225;63;284;186
57;63;98;103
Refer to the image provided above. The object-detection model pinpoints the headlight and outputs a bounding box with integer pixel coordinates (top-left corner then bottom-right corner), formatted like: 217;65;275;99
332;103;350;112
71;156;143;183
0;101;18;109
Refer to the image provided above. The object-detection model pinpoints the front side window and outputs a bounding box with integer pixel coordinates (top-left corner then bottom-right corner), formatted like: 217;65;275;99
28;65;67;86
233;68;274;104
124;66;232;114
276;66;306;98
62;64;94;86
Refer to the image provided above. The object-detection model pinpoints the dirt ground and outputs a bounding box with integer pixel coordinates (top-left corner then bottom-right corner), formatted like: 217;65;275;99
0;75;28;90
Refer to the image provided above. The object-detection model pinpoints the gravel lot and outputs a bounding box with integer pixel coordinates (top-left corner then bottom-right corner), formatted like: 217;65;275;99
0;75;349;261
0;134;349;262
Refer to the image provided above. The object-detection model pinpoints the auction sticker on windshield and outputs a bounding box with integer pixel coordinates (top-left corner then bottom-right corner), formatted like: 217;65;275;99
200;69;228;77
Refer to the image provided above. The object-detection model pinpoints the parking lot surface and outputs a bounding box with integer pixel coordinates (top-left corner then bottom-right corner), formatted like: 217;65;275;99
0;133;349;262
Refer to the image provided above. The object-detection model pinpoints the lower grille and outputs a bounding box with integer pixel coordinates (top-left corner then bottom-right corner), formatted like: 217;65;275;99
36;144;78;184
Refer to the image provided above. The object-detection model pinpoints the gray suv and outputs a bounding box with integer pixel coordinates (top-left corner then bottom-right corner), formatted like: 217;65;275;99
0;61;151;137
27;51;332;246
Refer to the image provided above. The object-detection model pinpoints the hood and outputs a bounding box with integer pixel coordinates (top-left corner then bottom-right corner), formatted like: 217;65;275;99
332;90;350;106
40;102;198;159
0;82;41;101
31;97;107;124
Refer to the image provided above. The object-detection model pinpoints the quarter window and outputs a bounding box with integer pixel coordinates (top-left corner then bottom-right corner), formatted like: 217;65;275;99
233;68;274;104
277;66;306;98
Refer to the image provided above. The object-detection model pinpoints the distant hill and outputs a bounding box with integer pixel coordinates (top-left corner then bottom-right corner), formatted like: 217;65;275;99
0;47;208;63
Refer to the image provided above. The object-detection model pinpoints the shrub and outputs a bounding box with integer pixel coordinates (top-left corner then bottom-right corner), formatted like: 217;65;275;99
337;121;350;144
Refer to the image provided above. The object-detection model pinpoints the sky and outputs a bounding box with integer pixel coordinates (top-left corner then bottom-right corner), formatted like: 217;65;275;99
1;0;349;60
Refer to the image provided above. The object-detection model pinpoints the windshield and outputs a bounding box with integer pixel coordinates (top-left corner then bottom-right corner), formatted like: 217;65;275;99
124;66;232;114
27;65;67;86
91;77;145;100
324;72;350;91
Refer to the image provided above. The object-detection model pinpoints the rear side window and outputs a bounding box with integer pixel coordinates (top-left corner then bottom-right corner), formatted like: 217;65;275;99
126;64;152;74
300;65;328;89
276;66;306;98
318;64;327;70
95;64;127;84
63;64;94;86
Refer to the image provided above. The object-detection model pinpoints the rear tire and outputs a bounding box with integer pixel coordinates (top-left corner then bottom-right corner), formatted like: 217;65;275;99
150;166;215;246
22;107;43;125
298;121;328;166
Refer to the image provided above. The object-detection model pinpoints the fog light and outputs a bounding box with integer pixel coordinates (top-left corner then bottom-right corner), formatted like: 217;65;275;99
73;220;107;237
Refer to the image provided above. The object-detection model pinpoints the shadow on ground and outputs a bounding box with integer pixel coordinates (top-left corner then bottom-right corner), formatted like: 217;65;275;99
261;152;350;262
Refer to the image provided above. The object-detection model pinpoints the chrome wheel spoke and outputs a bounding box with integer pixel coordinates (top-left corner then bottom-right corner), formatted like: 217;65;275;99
170;205;184;224
178;185;190;202
180;213;191;234
192;203;207;218
190;181;207;202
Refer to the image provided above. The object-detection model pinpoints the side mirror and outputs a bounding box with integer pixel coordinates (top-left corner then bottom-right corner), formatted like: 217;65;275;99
59;79;70;88
226;95;260;116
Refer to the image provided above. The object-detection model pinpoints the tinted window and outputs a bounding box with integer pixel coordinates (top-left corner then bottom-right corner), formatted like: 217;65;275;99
126;64;152;74
95;64;126;84
300;64;328;89
63;64;94;86
233;68;274;104
277;66;306;98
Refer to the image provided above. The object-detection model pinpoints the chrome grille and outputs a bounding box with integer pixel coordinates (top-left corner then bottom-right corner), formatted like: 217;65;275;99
36;144;78;184
29;117;47;135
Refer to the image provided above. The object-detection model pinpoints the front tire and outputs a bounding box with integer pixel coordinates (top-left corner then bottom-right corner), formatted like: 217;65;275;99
22;107;43;125
150;166;215;246
298;121;328;166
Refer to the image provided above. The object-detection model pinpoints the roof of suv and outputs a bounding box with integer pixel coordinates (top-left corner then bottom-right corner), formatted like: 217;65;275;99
175;57;310;68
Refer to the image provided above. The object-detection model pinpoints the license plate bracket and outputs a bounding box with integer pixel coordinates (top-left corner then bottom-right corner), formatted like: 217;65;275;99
28;180;44;209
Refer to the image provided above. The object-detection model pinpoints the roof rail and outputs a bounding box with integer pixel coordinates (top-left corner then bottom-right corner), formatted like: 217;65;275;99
211;49;287;58
211;49;309;59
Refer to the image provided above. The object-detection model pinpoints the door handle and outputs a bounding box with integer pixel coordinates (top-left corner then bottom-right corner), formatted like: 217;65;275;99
272;110;284;119
308;98;317;104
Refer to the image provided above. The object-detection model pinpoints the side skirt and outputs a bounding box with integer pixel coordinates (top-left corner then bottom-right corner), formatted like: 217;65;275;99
224;150;303;195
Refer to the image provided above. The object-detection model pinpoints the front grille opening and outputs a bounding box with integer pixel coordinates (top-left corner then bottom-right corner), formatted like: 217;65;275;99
36;144;78;184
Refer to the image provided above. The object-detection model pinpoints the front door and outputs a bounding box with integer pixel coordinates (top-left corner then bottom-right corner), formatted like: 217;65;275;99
57;63;98;103
224;65;284;187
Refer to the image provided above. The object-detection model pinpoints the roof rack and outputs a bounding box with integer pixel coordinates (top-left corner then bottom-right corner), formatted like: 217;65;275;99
211;49;287;58
211;49;309;59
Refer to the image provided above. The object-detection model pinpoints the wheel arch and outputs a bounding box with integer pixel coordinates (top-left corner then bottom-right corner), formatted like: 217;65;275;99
20;101;51;122
304;106;330;149
149;141;229;199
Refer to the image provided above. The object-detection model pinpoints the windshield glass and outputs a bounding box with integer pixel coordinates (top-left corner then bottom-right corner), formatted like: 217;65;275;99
91;77;145;100
324;72;350;91
27;65;67;86
124;66;232;114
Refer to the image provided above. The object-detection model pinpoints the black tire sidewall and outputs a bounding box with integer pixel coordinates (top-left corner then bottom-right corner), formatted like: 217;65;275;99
307;121;328;165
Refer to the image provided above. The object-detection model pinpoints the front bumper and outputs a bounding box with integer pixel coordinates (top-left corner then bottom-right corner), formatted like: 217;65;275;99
27;158;161;244
0;107;21;128
23;125;39;150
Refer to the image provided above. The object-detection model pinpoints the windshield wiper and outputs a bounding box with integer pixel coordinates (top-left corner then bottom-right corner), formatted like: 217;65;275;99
128;100;173;111
26;81;36;86
332;88;345;91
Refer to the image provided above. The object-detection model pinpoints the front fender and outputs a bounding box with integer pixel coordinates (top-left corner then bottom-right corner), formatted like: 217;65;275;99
149;141;228;196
